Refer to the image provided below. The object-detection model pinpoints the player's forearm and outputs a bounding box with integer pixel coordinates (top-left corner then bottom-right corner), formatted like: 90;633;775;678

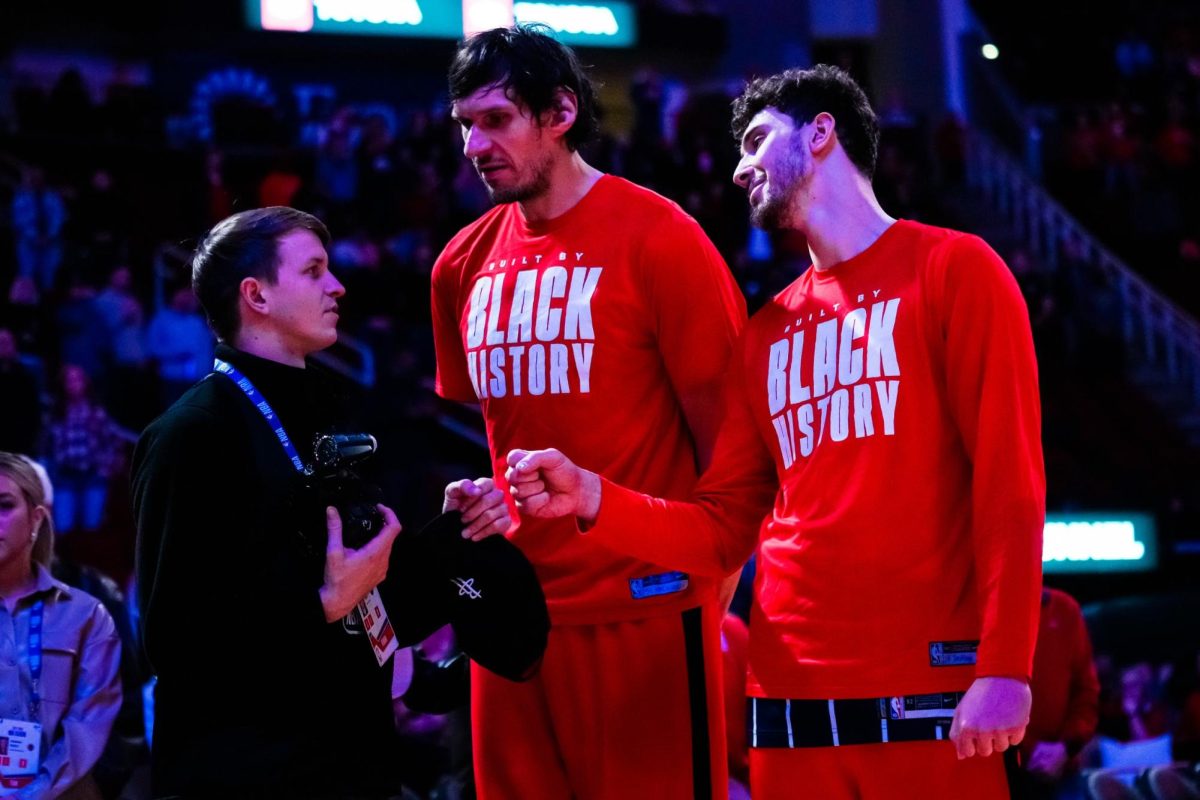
971;390;1045;678
584;475;762;577
972;485;1044;678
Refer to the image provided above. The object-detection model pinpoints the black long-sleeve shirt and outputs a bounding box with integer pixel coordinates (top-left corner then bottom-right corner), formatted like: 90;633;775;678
132;343;401;797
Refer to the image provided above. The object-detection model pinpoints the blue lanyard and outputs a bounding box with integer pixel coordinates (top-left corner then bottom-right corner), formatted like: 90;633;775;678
213;358;307;474
27;599;43;720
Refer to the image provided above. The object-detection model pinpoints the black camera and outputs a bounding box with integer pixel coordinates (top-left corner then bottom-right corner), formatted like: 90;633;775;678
308;433;385;549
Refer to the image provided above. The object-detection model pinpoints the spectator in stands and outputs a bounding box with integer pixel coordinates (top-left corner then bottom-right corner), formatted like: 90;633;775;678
257;154;303;208
1060;109;1105;215
4;276;45;357
145;285;212;406
46;67;92;133
1010;247;1066;367
314;127;359;211
1110;663;1173;742
449;154;491;219
357;109;401;234
874;140;917;218
203;149;233;224
1114;28;1156;83
43;364;120;535
1174;651;1200;764
70;169;127;279
1011;587;1100;800
1153;98;1196;174
34;449;150;798
0;328;42;456
11;166;67;293
1064;109;1103;176
1101;103;1141;199
329;224;382;274
933;112;967;186
0;450;122;799
55;277;108;384
877;86;921;161
94;265;151;429
94;265;145;367
1086;660;1176;799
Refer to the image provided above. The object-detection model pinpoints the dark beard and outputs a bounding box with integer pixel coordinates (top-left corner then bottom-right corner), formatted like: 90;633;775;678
483;156;553;205
751;194;790;231
750;145;807;231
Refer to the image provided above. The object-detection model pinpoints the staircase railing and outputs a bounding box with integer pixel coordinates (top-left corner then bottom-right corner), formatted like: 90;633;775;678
966;131;1200;411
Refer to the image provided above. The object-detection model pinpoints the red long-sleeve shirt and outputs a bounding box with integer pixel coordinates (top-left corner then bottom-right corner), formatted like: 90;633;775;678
432;175;746;624
587;220;1046;699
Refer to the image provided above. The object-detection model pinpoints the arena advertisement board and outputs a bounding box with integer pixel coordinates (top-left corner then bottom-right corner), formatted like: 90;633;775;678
1042;513;1158;574
246;0;637;47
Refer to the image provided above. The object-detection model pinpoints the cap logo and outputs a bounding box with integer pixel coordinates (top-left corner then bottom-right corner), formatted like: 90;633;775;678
452;577;483;600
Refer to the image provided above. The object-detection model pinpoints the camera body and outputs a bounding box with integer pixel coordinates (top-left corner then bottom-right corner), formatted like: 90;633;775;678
307;433;384;550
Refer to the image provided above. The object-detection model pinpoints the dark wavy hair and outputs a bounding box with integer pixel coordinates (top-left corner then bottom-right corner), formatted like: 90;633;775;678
448;24;600;152
731;65;879;179
191;207;330;342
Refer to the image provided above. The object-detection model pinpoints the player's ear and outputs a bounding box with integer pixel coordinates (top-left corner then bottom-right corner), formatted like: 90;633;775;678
810;111;836;156
543;88;578;141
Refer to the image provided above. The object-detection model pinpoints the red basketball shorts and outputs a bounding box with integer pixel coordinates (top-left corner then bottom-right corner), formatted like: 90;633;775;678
750;738;1010;800
472;601;728;800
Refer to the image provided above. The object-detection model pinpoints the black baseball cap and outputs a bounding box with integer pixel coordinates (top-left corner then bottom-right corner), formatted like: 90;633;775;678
380;511;549;682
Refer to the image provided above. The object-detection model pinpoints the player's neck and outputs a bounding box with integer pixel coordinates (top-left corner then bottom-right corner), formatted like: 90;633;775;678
802;171;895;271
518;152;603;224
232;326;308;368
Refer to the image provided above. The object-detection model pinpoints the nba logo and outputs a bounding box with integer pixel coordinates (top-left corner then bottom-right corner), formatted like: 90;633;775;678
930;643;944;665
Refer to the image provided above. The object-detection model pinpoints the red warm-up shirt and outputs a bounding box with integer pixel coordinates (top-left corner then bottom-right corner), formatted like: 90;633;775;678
1022;588;1099;758
589;220;1046;698
432;175;747;624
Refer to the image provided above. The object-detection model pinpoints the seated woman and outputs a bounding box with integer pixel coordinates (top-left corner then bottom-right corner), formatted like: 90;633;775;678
0;452;121;799
1087;660;1180;800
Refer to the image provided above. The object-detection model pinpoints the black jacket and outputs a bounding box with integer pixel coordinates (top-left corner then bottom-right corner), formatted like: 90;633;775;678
132;344;401;798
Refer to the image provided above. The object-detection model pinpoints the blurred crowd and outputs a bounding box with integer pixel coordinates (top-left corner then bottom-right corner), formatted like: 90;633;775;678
1039;7;1200;317
1012;588;1200;800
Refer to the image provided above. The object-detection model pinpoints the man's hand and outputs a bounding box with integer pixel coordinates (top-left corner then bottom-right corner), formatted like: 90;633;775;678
949;676;1032;759
505;449;602;523
319;504;402;622
444;477;513;541
1026;741;1069;779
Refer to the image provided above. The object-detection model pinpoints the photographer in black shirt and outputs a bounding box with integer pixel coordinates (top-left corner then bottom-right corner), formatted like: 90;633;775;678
132;207;508;798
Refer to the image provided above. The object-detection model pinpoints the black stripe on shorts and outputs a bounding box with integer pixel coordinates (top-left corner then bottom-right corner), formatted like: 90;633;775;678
682;606;712;800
